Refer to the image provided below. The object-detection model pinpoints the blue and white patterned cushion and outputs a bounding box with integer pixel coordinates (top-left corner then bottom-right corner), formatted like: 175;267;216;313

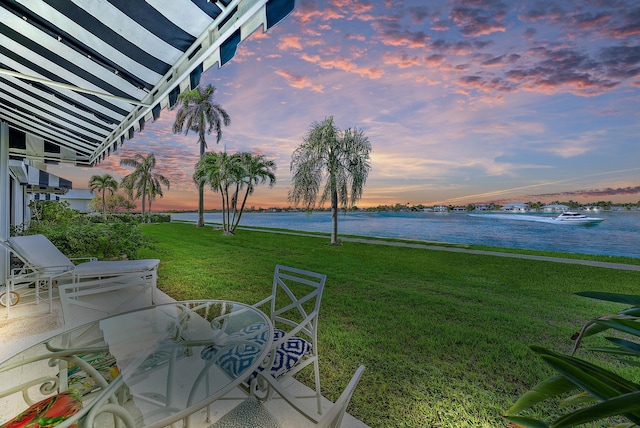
200;323;312;382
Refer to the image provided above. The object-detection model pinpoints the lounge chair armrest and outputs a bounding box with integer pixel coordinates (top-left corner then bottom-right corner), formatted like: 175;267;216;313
70;257;98;262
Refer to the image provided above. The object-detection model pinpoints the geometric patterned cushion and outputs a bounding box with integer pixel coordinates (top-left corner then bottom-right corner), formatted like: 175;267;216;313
266;334;312;379
0;389;83;428
200;324;312;382
201;322;278;377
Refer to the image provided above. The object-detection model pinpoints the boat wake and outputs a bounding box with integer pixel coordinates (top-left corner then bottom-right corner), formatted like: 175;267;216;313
468;213;603;225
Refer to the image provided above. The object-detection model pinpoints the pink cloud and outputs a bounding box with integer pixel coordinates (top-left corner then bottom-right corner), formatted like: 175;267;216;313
382;51;421;69
275;69;324;92
278;35;303;50
299;53;384;79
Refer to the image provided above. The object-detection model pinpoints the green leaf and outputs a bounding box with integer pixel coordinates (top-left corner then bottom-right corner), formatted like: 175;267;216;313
595;319;640;338
585;347;640;358
560;391;596;407
506;376;576;414
551;391;640;427
581;322;612;338
575;292;640;306
605;337;640;354
503;415;549;428
531;347;640;397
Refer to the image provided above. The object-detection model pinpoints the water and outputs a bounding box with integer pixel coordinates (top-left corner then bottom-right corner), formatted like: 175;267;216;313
171;210;640;259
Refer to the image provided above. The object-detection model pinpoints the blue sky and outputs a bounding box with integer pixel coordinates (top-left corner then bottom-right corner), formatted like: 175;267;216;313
50;0;640;210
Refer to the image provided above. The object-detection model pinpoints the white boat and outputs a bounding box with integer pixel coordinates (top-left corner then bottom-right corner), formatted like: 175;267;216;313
552;211;604;224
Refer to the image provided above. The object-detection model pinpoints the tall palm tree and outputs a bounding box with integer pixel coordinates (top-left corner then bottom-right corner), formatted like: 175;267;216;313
120;153;170;219
172;84;230;227
288;116;372;245
88;173;118;219
145;174;167;214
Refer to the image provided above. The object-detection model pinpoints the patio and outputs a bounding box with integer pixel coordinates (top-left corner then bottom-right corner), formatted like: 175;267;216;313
0;286;369;428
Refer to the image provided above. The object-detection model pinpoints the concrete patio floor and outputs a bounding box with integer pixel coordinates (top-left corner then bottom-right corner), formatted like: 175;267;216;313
0;288;369;428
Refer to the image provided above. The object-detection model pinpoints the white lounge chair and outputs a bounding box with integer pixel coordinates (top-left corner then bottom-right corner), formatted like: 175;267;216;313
1;234;159;322
210;365;366;428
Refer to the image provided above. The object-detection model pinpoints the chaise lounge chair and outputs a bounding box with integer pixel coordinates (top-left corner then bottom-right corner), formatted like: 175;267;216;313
1;234;159;323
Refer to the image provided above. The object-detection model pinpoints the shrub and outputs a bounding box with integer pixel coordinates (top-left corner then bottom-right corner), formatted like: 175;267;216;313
14;215;151;260
505;292;640;427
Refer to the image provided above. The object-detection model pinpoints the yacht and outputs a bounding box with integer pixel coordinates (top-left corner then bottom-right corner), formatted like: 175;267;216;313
552;211;604;224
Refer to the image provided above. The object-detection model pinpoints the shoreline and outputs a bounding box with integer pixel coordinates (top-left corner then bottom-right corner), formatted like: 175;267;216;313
169;219;640;270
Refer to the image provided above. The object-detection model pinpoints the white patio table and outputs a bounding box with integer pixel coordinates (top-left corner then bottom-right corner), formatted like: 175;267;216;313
0;300;273;428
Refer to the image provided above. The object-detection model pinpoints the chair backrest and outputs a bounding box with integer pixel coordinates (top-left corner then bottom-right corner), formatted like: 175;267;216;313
270;265;326;341
7;234;74;272
317;365;365;428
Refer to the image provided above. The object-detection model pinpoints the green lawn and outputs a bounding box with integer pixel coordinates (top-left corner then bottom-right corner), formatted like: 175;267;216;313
138;223;640;427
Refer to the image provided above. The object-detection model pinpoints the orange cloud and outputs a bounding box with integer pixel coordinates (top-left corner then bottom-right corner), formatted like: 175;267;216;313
278;35;303;50
275;69;324;92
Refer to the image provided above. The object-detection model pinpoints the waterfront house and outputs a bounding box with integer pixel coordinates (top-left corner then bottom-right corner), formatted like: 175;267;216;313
501;202;529;212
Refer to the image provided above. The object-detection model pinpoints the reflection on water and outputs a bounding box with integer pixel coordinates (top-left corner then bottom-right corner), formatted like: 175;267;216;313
171;211;640;258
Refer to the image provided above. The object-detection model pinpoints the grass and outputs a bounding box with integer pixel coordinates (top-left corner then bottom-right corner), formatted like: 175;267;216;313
138;222;640;427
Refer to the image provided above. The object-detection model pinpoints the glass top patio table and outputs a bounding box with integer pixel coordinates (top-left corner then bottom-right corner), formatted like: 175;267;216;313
0;300;273;428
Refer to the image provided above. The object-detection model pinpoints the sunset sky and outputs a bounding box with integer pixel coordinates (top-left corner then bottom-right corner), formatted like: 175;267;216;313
49;0;640;211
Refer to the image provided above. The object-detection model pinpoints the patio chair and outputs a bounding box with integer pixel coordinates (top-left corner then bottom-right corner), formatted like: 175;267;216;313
251;265;327;417
1;234;159;321
200;265;326;418
210;365;366;428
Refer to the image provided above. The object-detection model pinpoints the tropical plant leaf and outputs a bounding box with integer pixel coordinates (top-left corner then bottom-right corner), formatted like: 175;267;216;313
575;292;640;306
560;391;596;407
506;376;577;414
605;337;640;353
502;415;550;428
531;346;640;396
580;321;613;339
551;391;640;427
585;347;640;358
620;307;640;317
595;319;640;338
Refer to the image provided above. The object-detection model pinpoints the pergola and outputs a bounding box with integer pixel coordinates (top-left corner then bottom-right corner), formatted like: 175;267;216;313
0;0;295;285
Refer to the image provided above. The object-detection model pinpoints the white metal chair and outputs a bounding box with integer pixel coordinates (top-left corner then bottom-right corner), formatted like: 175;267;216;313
1;234;159;321
250;265;327;418
210;365;365;428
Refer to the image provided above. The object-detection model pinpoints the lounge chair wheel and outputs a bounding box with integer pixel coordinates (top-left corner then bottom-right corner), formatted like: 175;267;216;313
0;291;20;307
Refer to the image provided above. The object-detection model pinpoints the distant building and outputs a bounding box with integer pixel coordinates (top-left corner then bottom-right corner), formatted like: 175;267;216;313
474;205;489;211
501;203;529;212
541;204;569;212
60;189;95;213
433;205;448;212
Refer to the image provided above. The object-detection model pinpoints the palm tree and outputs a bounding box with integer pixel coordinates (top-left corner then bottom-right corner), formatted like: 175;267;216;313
88;174;119;219
288;116;372;245
231;152;276;231
194;151;276;234
194;151;232;232
120;153;170;219
172;84;230;227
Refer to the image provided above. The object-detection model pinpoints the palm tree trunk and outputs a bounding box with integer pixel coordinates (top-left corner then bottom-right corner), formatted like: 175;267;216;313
231;187;251;233
198;184;205;227
141;188;146;218
102;189;107;219
197;138;205;227
331;187;339;245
